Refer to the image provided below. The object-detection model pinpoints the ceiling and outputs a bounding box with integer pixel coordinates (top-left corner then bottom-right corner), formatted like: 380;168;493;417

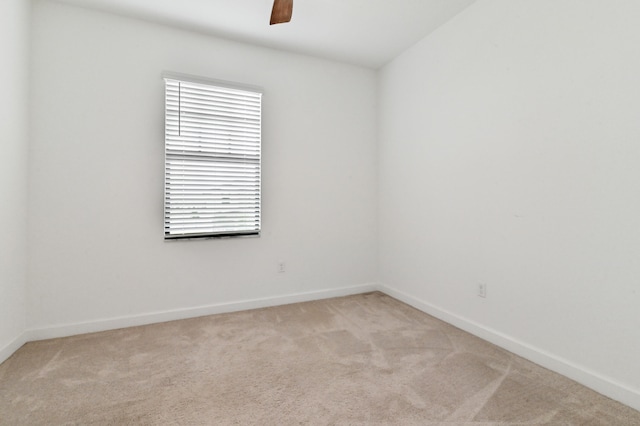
53;0;476;69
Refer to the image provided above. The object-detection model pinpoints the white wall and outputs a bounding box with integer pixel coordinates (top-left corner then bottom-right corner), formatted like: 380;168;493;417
379;0;640;409
0;0;30;362
29;1;377;332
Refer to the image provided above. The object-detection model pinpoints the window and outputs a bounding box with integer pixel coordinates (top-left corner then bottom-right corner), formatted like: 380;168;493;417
164;75;262;240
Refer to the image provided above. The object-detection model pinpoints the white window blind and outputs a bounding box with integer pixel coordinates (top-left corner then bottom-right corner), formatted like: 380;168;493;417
164;76;262;240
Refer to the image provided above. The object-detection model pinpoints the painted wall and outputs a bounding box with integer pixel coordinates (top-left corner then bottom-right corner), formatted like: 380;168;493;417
29;1;377;331
379;0;640;407
0;0;30;360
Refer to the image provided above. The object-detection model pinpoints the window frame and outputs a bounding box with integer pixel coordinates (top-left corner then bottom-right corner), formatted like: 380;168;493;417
162;72;263;241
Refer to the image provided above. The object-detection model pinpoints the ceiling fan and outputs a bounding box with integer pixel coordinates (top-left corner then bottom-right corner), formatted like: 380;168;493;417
270;0;293;25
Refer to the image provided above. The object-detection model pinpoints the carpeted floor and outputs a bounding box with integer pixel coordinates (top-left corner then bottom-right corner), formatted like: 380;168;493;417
1;292;639;425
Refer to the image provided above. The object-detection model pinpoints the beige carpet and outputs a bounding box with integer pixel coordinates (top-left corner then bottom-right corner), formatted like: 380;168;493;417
1;292;639;425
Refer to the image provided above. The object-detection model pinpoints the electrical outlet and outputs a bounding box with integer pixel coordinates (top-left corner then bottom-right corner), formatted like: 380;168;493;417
478;283;487;298
278;262;286;273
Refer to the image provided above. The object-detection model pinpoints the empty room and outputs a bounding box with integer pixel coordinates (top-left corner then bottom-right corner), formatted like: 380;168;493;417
1;0;639;423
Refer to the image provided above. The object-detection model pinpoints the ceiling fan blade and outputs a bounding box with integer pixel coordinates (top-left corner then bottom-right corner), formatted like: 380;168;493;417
270;0;293;25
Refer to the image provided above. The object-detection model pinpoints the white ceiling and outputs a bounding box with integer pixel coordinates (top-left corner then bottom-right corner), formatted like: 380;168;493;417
53;0;476;69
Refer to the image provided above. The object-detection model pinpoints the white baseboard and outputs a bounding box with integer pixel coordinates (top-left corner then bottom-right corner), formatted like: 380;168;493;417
0;332;28;366
379;283;640;412
26;283;379;342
